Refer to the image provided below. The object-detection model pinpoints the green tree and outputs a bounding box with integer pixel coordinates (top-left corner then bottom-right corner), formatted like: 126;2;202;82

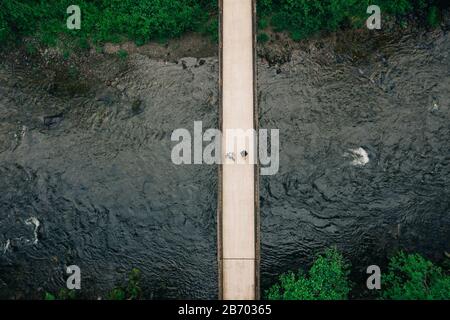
382;252;450;300
267;248;351;300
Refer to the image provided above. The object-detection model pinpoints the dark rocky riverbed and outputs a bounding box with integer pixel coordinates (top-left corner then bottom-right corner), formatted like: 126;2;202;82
0;23;449;298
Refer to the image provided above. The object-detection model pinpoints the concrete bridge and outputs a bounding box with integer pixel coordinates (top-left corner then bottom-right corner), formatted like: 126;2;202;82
218;0;259;300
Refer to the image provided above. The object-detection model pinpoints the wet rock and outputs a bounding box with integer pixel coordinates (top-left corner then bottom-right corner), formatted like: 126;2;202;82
180;57;197;69
41;113;63;128
345;147;370;166
95;88;117;105
131;99;142;114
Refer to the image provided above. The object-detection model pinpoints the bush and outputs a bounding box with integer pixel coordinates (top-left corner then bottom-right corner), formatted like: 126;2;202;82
257;32;270;43
117;49;128;60
108;268;142;300
44;288;76;300
382;252;450;300
427;6;440;27
266;248;351;300
258;0;274;16
202;17;219;43
258;17;269;30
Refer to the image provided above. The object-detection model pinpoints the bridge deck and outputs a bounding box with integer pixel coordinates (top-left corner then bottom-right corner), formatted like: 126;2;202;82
218;0;259;300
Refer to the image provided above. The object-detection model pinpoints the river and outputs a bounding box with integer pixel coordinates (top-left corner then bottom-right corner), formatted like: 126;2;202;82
0;24;449;298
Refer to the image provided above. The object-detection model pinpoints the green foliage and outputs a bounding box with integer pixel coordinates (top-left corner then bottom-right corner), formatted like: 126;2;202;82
257;32;270;43
266;248;351;300
382;252;450;300
44;292;56;300
108;268;142;300
127;268;142;299
0;0;210;47
258;0;274;17
0;0;445;48
108;288;126;300
442;253;450;270
117;49;128;60
427;6;440;28
43;269;142;300
378;0;412;15
270;0;370;40
202;17;219;43
267;249;449;300
0;11;9;43
25;43;38;55
258;17;269;30
258;0;443;40
44;288;77;300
